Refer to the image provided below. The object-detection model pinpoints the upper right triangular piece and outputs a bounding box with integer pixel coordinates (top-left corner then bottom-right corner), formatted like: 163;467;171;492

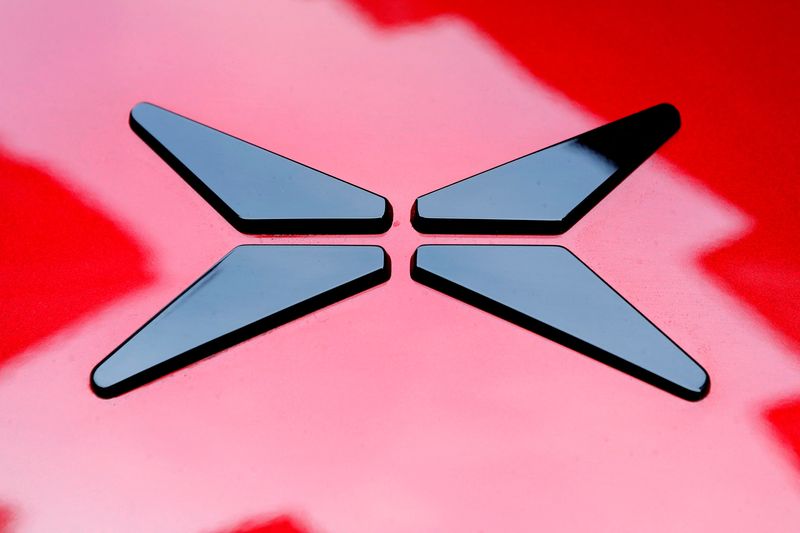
412;104;680;234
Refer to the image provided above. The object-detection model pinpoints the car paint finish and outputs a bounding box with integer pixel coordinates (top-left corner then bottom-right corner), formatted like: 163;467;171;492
1;1;799;532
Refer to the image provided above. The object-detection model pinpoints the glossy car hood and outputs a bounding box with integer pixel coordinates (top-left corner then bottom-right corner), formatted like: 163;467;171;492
1;1;799;532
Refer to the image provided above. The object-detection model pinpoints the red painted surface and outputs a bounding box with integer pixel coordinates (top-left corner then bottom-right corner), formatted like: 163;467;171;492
0;149;151;365
0;506;12;533
0;1;799;531
767;398;800;469
216;516;309;533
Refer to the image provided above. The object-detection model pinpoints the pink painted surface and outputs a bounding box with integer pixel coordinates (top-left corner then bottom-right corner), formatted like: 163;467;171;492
0;1;799;531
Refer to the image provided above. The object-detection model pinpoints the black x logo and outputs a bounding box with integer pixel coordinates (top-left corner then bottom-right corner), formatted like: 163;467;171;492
91;103;708;401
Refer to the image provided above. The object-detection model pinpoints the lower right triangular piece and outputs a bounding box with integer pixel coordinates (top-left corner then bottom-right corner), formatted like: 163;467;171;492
411;245;709;401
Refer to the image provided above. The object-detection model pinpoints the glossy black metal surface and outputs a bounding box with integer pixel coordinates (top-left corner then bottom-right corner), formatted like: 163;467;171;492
92;245;390;398
412;104;680;234
130;103;392;234
411;245;709;400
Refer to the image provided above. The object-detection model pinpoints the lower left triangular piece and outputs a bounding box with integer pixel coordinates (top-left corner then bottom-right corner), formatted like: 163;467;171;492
91;245;389;398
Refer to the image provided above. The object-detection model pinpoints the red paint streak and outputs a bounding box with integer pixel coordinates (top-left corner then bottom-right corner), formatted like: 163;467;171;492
0;148;151;364
351;0;800;346
766;398;800;468
215;515;309;533
0;507;11;533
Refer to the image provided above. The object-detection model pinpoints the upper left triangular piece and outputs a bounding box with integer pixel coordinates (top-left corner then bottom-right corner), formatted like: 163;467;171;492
130;102;392;234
